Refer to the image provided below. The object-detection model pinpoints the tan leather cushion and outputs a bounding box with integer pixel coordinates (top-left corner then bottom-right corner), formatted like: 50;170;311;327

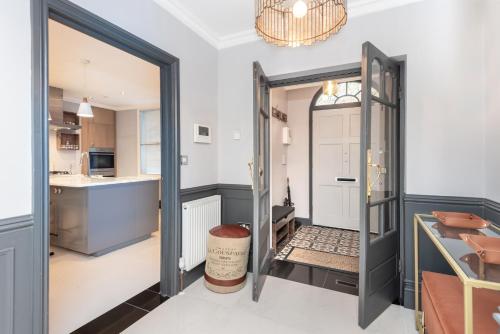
422;271;500;334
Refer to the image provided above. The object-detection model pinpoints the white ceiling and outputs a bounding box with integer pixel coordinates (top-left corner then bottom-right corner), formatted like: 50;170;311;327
154;0;425;49
49;20;160;111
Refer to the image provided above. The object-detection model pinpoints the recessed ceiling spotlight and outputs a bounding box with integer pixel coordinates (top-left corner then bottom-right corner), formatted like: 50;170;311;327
121;91;126;96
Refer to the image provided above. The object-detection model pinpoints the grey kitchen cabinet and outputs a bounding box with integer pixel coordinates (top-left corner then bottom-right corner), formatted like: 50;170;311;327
50;181;159;255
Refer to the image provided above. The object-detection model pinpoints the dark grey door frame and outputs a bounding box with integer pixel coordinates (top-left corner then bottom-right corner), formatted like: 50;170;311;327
31;1;181;332
266;59;407;307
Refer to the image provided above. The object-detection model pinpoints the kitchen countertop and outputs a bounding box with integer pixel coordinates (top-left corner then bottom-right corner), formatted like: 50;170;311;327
49;174;160;188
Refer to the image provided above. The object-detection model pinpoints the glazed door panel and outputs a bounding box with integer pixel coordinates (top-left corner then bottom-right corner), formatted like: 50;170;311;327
358;42;401;329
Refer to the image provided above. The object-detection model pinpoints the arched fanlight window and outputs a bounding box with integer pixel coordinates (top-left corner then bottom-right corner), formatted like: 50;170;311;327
315;81;379;107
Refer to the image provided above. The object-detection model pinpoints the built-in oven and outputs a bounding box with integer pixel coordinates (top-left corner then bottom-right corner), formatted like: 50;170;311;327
89;148;115;177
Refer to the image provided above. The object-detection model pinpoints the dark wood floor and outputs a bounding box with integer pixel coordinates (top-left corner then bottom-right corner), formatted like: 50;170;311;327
268;260;359;295
71;282;168;334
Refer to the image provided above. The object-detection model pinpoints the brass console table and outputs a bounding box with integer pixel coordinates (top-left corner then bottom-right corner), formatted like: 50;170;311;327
414;214;500;334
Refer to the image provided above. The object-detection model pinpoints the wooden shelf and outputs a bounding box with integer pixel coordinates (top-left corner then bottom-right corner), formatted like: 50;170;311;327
57;132;79;151
62;111;79;127
276;227;289;243
272;206;295;251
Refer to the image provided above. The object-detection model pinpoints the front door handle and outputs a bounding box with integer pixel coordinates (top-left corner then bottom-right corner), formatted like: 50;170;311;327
367;149;387;198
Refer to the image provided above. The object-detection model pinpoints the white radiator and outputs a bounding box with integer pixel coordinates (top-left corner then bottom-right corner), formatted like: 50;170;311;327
181;195;221;271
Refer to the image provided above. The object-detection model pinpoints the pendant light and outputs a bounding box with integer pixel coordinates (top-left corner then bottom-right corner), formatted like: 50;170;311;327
77;97;93;118
255;0;347;47
77;59;94;118
323;80;338;96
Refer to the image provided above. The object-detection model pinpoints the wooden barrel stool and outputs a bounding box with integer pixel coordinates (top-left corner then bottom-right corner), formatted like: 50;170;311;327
205;224;251;293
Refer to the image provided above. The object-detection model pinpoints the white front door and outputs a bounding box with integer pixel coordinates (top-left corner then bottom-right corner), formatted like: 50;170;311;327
312;107;360;230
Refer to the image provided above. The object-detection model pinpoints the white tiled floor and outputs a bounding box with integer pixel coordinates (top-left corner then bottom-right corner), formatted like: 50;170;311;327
124;274;417;334
49;232;160;334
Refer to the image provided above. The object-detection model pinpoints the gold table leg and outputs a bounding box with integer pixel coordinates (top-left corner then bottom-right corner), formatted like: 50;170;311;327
464;284;473;334
414;216;422;332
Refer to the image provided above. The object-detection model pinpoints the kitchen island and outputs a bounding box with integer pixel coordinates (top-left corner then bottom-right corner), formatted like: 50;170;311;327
50;175;160;256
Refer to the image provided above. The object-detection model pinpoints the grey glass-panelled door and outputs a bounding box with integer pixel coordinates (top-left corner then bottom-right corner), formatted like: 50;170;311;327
358;42;401;328
252;62;272;302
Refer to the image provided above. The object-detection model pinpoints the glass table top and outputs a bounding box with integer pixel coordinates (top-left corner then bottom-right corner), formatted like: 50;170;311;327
418;214;500;284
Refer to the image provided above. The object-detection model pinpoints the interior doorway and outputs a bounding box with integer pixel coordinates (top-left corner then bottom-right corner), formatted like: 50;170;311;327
269;77;363;295
31;1;181;333
47;18;165;333
252;42;406;329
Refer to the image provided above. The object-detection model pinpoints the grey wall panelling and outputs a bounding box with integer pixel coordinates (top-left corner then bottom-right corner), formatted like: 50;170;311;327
0;216;35;334
218;184;253;225
179;188;500;307
180;184;218;203
180;184;253;226
484;198;500;226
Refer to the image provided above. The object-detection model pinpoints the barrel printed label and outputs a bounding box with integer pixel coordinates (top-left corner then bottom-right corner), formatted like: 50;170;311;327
205;234;250;281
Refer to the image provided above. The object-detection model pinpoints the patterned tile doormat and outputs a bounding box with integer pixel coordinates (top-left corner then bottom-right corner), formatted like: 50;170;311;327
275;225;360;273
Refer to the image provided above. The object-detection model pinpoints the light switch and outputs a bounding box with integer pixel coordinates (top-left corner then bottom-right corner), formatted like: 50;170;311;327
232;131;241;140
180;155;189;165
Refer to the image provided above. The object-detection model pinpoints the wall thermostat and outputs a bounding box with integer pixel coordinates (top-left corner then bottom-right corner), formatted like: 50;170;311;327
194;123;211;143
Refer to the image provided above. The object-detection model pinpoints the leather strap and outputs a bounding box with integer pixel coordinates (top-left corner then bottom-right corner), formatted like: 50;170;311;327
204;273;246;287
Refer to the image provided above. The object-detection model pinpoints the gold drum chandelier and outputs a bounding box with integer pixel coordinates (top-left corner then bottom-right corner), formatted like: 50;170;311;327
255;0;348;47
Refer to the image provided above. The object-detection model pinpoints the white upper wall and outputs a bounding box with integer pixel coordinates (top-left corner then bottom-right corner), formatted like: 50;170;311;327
71;0;219;189
0;0;31;219
0;0;219;219
285;87;319;218
270;88;288;207
217;0;486;198
484;0;500;203
1;0;496;221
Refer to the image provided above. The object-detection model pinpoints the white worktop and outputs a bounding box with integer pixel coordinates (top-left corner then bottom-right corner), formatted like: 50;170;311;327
49;174;160;188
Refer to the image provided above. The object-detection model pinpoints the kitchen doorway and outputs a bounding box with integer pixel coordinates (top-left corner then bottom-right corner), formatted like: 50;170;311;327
32;1;181;333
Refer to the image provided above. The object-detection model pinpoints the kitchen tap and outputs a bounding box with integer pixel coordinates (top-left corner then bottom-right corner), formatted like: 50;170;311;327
80;152;90;176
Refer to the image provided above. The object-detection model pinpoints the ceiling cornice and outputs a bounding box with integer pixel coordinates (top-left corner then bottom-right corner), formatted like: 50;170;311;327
153;0;220;49
348;0;423;18
154;0;424;50
218;29;259;49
